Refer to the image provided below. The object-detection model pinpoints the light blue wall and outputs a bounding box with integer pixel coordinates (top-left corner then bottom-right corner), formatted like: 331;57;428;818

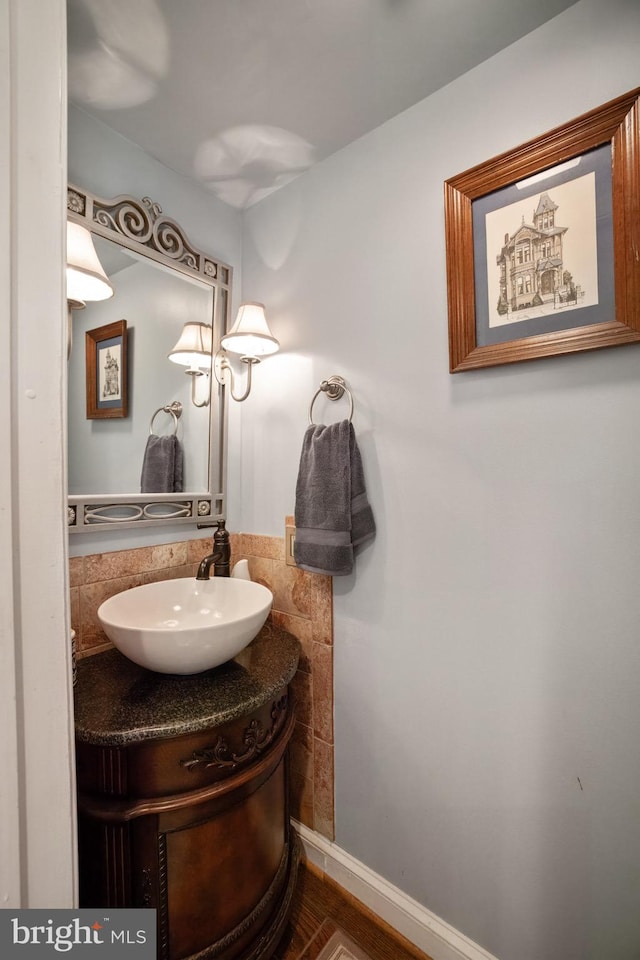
67;106;243;556
239;2;640;958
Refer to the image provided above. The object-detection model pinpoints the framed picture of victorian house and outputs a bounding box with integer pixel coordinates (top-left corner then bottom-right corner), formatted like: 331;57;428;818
445;87;640;372
85;320;128;419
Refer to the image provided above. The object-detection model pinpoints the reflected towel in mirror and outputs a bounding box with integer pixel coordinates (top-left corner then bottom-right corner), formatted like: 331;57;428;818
140;434;184;493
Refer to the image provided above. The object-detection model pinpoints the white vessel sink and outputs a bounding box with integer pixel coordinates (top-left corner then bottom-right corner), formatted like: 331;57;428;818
97;577;273;675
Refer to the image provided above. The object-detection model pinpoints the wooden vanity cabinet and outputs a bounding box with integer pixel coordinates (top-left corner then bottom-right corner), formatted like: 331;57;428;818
75;632;301;960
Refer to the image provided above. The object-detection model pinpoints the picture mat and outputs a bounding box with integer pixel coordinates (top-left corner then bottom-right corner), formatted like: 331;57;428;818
473;143;614;347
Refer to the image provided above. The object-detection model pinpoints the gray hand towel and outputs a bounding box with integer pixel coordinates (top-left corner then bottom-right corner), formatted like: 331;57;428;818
140;434;184;493
294;419;375;576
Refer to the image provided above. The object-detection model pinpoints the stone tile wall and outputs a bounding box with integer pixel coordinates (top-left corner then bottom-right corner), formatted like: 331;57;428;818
69;527;335;840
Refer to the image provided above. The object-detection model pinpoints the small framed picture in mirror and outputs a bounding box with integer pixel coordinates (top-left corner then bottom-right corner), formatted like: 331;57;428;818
85;320;128;419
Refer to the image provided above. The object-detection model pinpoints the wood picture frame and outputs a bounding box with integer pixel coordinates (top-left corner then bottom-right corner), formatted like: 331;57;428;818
445;88;640;372
85;320;128;419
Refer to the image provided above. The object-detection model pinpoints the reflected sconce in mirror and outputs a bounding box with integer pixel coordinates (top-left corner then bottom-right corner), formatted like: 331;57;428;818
168;321;213;408
66;222;114;358
214;302;279;402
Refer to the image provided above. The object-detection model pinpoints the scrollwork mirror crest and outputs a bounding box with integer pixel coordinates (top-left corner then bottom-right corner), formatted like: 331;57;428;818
66;184;231;532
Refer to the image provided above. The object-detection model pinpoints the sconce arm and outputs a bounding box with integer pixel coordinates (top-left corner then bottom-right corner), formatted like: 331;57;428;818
66;299;86;361
214;351;259;403
189;368;210;408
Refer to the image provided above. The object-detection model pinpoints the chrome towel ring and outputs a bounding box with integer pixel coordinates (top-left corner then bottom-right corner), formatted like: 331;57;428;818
149;400;183;436
308;376;354;425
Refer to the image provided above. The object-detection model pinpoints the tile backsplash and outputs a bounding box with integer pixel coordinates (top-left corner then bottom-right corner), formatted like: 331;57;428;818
69;522;335;840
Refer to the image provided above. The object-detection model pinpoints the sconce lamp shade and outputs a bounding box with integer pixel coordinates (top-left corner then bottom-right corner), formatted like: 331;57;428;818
221;302;279;358
168;322;214;368
66;222;114;304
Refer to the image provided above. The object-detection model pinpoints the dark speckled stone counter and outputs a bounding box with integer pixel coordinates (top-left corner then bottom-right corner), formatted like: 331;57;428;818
74;622;300;747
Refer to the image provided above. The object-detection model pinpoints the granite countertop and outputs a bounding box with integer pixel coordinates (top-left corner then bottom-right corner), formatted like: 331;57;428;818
74;622;301;747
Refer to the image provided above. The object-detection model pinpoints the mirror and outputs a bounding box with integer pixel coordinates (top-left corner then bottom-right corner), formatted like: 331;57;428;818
66;185;231;532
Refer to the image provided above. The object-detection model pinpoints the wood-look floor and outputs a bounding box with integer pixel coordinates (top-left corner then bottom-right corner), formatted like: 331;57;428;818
272;863;434;960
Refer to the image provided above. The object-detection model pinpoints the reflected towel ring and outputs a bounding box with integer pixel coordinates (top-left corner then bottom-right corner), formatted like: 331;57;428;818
149;401;183;436
308;376;354;425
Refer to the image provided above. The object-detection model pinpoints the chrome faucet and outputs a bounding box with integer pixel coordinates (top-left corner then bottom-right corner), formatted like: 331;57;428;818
196;519;231;580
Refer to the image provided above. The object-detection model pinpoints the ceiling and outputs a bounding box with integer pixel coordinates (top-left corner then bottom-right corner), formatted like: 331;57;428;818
67;0;578;208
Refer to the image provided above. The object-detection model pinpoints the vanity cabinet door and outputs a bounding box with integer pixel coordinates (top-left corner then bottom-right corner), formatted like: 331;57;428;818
157;757;288;959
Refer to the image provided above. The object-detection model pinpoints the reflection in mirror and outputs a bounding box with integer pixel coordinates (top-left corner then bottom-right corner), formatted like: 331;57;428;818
66;186;231;532
68;239;213;493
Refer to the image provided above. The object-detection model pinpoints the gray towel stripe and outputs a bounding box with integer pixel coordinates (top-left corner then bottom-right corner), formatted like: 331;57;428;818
295;527;352;546
351;492;369;511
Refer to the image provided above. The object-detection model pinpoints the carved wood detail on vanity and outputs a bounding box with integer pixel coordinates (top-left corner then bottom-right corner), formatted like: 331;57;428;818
157;834;169;960
179;695;289;773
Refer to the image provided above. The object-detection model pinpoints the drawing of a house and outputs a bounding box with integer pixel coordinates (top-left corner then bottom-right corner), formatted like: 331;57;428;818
496;192;575;315
102;348;120;398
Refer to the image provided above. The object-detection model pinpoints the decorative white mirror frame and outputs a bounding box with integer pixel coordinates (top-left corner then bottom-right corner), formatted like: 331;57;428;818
66;185;231;532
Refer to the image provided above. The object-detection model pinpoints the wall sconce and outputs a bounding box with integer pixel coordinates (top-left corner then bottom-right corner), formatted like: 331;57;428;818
168;321;213;408
214;302;279;402
66;221;114;357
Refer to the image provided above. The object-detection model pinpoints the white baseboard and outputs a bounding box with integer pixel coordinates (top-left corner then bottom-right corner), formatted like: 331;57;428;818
293;821;499;960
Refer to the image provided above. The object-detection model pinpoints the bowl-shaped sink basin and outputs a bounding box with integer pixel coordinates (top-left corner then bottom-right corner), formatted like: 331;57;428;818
97;577;273;675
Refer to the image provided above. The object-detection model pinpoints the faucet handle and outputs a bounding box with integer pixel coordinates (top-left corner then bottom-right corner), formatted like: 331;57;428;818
213;519;229;545
197;519;229;557
197;519;227;534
